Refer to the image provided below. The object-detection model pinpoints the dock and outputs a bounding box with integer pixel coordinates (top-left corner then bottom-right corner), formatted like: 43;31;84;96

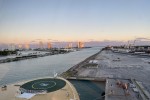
62;48;150;100
105;79;139;100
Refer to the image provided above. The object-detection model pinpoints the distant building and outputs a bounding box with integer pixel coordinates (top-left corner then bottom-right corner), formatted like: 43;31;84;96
77;42;84;48
134;46;150;52
18;44;23;49
39;41;44;49
8;44;16;51
47;42;52;49
25;44;30;50
66;43;72;49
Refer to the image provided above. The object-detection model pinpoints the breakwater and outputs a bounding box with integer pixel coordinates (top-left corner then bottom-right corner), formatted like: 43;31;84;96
61;50;102;78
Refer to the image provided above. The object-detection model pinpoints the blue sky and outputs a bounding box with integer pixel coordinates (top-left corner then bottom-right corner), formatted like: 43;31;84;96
0;0;150;44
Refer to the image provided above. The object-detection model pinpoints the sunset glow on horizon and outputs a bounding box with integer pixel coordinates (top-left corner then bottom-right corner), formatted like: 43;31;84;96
0;0;150;44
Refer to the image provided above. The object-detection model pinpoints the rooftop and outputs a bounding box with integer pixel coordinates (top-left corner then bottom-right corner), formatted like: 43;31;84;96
105;79;139;100
0;77;79;100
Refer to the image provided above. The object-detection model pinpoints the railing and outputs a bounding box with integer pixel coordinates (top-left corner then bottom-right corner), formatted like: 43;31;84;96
19;88;47;94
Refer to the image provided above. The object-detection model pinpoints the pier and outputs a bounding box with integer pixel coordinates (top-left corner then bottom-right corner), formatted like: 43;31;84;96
61;47;150;100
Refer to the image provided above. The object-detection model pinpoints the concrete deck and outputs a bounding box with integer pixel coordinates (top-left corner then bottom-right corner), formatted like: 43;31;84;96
0;77;79;100
105;79;139;100
76;50;150;93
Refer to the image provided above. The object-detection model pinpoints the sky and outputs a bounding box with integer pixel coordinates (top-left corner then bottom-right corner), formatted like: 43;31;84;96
0;0;150;44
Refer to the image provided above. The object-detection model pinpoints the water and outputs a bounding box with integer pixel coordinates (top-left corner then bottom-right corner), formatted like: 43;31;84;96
0;47;102;86
69;80;105;100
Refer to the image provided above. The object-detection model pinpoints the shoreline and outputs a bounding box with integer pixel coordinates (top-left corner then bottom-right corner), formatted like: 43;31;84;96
60;49;102;78
0;50;71;64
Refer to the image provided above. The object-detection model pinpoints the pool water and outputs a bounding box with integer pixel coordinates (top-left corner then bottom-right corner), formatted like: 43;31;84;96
69;80;105;100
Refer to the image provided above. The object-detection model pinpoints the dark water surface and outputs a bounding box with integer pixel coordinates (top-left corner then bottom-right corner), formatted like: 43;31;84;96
69;80;105;100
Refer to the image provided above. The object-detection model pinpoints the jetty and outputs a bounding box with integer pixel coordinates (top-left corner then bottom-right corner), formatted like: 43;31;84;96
61;47;150;100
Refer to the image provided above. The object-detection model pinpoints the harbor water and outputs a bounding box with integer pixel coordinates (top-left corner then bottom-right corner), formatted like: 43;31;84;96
0;47;102;86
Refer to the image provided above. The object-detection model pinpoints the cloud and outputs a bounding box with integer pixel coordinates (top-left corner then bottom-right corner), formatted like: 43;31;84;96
135;37;150;41
35;39;42;41
30;41;36;43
